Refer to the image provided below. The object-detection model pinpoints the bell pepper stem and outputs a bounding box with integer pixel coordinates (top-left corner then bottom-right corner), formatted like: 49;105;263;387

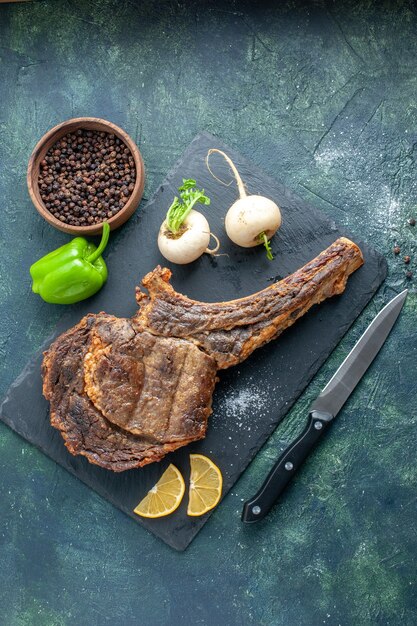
86;222;110;264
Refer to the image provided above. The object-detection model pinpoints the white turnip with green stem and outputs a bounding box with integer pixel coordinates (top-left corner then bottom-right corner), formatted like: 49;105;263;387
206;149;282;260
158;178;220;265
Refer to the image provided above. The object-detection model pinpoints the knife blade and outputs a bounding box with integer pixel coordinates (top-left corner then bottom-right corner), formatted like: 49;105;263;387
242;289;408;523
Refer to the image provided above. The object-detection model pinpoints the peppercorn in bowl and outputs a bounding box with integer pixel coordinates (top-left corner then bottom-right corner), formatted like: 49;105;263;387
27;117;145;235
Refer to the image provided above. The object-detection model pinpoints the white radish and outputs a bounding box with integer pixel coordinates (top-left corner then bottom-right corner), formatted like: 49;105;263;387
157;178;219;264
158;209;219;265
206;149;282;259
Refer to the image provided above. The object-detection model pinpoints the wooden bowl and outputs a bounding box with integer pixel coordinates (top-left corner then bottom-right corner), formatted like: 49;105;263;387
27;117;145;235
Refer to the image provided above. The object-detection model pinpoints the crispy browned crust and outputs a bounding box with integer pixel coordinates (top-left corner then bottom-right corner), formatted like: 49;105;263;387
42;315;216;472
134;237;364;368
43;237;364;472
82;319;217;440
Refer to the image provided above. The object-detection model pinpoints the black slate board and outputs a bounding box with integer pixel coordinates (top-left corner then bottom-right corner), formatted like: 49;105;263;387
0;133;386;550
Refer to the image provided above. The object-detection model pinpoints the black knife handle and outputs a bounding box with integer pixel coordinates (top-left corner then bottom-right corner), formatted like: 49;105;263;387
241;410;334;523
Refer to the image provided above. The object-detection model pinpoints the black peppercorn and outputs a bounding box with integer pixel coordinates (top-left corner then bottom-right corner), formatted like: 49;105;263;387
38;128;136;226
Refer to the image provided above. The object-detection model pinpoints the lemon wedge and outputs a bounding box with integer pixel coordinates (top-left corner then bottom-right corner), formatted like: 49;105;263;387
134;464;185;518
187;454;223;516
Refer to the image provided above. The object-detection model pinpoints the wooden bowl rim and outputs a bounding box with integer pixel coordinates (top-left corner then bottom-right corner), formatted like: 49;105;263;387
27;117;145;236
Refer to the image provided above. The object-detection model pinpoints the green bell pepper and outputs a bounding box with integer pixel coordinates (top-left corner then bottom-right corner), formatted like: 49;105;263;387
30;222;110;304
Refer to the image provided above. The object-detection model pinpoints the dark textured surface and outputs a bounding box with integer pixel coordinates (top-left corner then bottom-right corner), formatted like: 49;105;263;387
0;132;385;550
0;0;416;623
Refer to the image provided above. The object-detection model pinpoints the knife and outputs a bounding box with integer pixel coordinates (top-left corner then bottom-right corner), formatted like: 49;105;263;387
241;289;408;523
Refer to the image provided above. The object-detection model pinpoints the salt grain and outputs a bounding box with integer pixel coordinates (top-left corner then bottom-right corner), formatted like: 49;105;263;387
217;384;269;431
